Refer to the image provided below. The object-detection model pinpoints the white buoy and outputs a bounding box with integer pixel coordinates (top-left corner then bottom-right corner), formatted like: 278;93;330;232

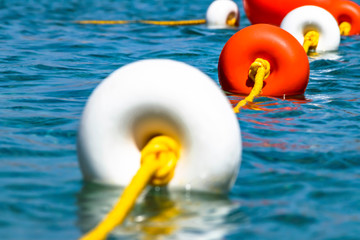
280;5;340;52
77;59;242;194
206;0;239;28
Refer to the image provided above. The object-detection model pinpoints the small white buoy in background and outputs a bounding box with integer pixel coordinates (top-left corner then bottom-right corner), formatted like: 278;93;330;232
206;0;240;28
280;5;340;52
77;59;242;194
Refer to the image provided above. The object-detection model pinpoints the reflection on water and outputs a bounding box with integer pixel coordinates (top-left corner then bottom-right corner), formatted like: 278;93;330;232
77;183;244;240
308;51;341;61
227;95;309;112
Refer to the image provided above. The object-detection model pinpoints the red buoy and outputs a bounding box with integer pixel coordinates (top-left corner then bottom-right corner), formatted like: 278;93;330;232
218;24;309;97
243;0;360;35
331;0;360;35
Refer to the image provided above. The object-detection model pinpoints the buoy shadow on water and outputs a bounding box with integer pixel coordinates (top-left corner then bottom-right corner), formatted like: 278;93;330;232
77;183;243;239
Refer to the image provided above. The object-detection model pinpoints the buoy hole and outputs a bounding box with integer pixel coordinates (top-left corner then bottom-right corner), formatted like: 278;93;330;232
130;110;184;151
338;14;352;25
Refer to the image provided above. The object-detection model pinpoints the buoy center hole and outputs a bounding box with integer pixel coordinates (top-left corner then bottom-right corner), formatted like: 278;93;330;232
338;14;352;25
131;110;184;151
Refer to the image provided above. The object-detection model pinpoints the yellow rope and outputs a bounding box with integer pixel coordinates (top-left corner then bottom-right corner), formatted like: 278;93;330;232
226;12;238;27
139;19;206;26
303;30;320;54
233;58;270;113
339;21;351;36
141;206;181;236
76;20;134;24
76;19;206;26
79;136;180;240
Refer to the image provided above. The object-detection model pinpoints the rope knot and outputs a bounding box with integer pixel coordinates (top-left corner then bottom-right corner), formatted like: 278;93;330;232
140;136;180;186
248;58;270;81
233;58;270;112
226;12;238;27
303;30;319;54
339;21;351;36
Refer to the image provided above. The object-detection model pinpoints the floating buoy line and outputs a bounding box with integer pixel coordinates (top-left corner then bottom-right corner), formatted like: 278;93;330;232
243;0;360;35
76;19;207;26
76;0;240;28
76;0;360;239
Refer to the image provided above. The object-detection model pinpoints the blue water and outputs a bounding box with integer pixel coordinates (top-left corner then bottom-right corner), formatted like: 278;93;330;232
1;0;360;239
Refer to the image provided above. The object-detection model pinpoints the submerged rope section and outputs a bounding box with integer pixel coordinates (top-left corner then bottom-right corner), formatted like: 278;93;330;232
339;21;351;36
303;31;320;54
80;136;180;240
76;19;206;26
233;58;270;113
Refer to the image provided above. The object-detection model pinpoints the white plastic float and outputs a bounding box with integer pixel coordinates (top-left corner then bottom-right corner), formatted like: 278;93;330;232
280;5;340;52
206;0;239;28
77;59;242;194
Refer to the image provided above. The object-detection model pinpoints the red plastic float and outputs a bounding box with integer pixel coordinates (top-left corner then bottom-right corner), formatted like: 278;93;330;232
218;24;309;97
243;0;360;35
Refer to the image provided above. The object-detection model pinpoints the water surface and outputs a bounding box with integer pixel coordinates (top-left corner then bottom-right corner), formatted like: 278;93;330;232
1;0;360;239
